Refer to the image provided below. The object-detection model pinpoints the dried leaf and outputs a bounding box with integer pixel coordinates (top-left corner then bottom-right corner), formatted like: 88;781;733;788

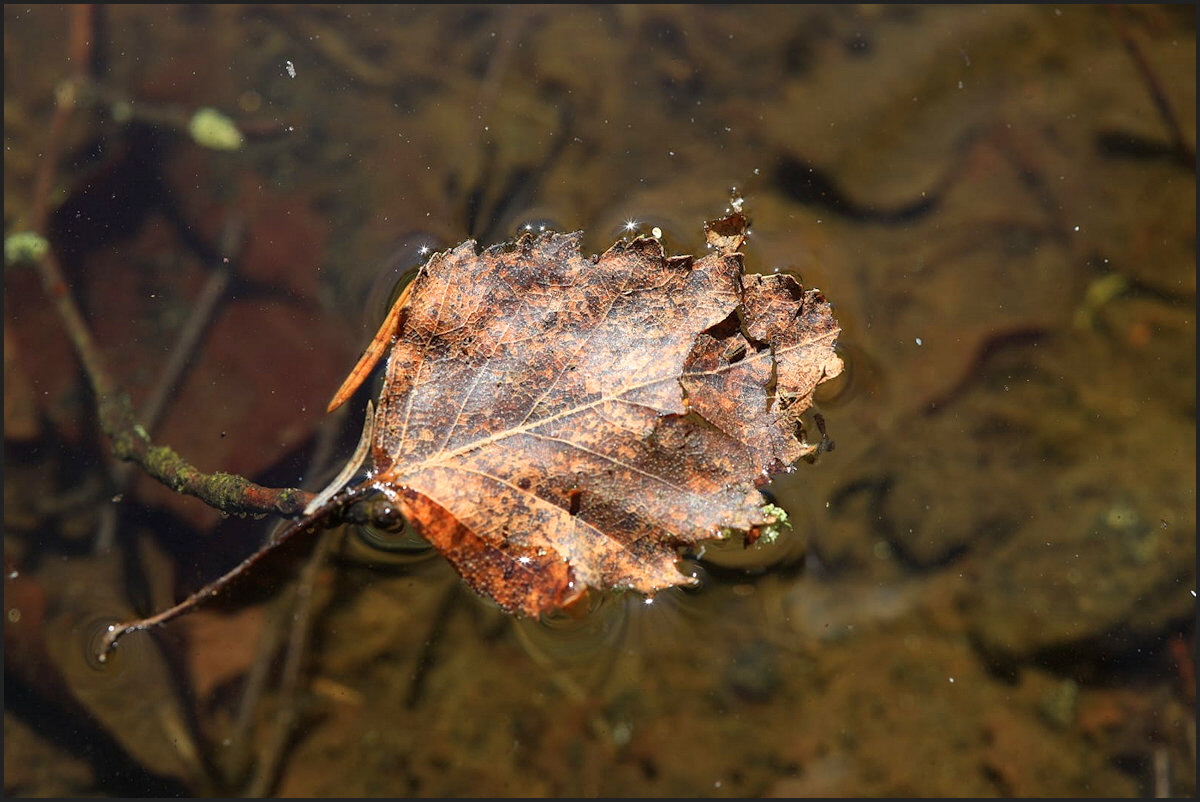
342;212;843;616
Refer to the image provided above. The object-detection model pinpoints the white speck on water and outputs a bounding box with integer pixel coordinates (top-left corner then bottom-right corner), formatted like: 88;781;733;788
949;677;955;683
285;60;296;78
915;337;923;346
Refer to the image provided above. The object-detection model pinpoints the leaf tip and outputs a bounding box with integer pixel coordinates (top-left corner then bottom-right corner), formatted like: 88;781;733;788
704;212;749;254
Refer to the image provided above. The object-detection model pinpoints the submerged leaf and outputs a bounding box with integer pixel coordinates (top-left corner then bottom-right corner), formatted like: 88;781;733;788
347;212;842;616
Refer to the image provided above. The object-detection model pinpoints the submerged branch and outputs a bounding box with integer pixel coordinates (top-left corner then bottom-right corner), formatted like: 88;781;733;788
106;401;316;517
28;244;317;519
22;4;315;522
96;484;370;662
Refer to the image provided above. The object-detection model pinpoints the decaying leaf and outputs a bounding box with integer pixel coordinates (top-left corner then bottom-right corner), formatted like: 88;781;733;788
97;211;844;659
332;212;843;616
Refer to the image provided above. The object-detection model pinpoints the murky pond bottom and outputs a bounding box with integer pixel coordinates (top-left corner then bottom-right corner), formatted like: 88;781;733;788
5;5;1194;797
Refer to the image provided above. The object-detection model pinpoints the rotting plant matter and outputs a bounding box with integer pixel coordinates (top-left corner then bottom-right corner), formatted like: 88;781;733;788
96;210;843;658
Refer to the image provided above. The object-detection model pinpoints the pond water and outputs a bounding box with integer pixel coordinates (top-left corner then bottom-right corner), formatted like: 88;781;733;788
4;5;1195;797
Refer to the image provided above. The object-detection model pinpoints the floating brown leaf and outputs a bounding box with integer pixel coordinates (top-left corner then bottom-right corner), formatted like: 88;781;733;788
331;212;843;616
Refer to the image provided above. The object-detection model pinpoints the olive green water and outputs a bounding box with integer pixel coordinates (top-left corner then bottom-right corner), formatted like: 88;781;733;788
4;5;1195;797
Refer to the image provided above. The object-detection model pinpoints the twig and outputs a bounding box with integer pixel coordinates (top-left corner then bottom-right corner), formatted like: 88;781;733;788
140;221;244;433
220;585;288;787
32;198;313;518
224;402;352;789
25;6;315;521
30;6;93;234
244;527;336;798
99;387;314;516
96;217;245;553
1110;5;1196;169
405;579;464;709
95;482;372;662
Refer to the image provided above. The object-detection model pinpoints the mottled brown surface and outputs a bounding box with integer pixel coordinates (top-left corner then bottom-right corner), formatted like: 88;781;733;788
368;219;841;615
